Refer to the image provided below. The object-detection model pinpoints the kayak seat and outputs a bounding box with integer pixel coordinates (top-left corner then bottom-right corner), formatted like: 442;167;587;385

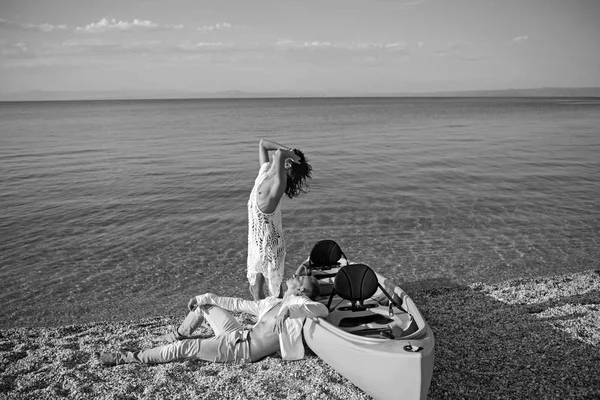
327;264;379;311
308;240;348;270
326;264;407;313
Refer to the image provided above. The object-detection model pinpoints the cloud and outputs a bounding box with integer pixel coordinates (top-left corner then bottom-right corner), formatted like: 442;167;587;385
0;17;68;32
74;18;238;34
0;17;237;35
269;39;412;68
274;39;409;52
0;16;171;34
432;50;482;61
1;35;414;69
197;22;233;32
0;41;30;57
1;36;167;64
61;37;160;50
0;37;171;68
177;41;232;51
375;0;425;5
431;40;482;61
508;35;529;45
397;0;426;7
75;18;164;33
171;39;410;54
138;39;413;67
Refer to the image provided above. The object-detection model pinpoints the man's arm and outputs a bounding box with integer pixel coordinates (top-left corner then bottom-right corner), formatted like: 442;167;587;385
284;298;329;319
274;297;328;333
192;293;261;316
293;262;310;277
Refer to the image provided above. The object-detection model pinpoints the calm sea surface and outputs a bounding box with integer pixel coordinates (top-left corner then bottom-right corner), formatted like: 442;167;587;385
1;97;599;328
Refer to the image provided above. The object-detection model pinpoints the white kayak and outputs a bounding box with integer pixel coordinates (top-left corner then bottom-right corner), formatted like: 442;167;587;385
302;261;435;400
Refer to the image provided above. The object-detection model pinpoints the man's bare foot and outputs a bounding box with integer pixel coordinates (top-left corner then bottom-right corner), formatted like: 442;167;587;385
98;352;125;366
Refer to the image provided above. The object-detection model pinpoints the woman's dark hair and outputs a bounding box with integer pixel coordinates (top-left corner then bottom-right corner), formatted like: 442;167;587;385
285;149;312;199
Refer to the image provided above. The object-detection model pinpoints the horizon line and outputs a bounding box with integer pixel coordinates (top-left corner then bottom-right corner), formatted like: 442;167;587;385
1;86;600;102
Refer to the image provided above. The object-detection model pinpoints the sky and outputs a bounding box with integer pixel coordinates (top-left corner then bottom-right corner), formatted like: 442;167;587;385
0;0;599;98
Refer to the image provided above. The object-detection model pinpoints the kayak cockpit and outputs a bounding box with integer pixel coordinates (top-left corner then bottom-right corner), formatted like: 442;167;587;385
324;297;419;339
309;263;421;340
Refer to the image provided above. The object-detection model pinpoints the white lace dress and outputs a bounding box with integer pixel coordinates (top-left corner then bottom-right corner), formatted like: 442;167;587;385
246;162;286;296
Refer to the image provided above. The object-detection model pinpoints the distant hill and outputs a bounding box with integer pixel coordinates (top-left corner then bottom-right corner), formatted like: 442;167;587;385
0;89;314;102
1;87;599;102
406;87;600;97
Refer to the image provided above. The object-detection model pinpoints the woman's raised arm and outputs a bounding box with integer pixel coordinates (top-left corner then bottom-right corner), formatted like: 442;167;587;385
258;139;294;165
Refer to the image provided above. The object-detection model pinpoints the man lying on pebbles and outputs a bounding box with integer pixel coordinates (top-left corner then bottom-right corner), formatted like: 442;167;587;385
99;269;326;366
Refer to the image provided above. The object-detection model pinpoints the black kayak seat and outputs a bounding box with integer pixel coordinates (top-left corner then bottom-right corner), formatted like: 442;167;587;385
326;264;406;313
308;239;348;269
327;264;377;311
336;264;378;305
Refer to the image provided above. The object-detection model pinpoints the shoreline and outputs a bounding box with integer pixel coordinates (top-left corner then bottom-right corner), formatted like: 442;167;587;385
2;269;599;399
4;265;598;331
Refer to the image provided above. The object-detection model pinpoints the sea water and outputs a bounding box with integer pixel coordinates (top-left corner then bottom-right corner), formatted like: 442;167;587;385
1;97;599;328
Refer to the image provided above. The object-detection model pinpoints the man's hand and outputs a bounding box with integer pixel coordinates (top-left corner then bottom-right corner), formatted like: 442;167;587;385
188;293;212;311
273;307;290;333
188;297;198;311
293;263;310;277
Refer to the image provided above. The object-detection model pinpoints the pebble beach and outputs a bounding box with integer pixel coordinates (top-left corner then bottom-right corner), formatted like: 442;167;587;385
2;269;599;400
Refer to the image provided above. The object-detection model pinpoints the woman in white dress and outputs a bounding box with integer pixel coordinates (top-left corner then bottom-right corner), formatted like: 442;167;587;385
247;139;312;300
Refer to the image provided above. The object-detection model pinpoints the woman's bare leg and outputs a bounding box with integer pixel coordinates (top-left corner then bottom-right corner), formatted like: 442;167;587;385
250;272;265;300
